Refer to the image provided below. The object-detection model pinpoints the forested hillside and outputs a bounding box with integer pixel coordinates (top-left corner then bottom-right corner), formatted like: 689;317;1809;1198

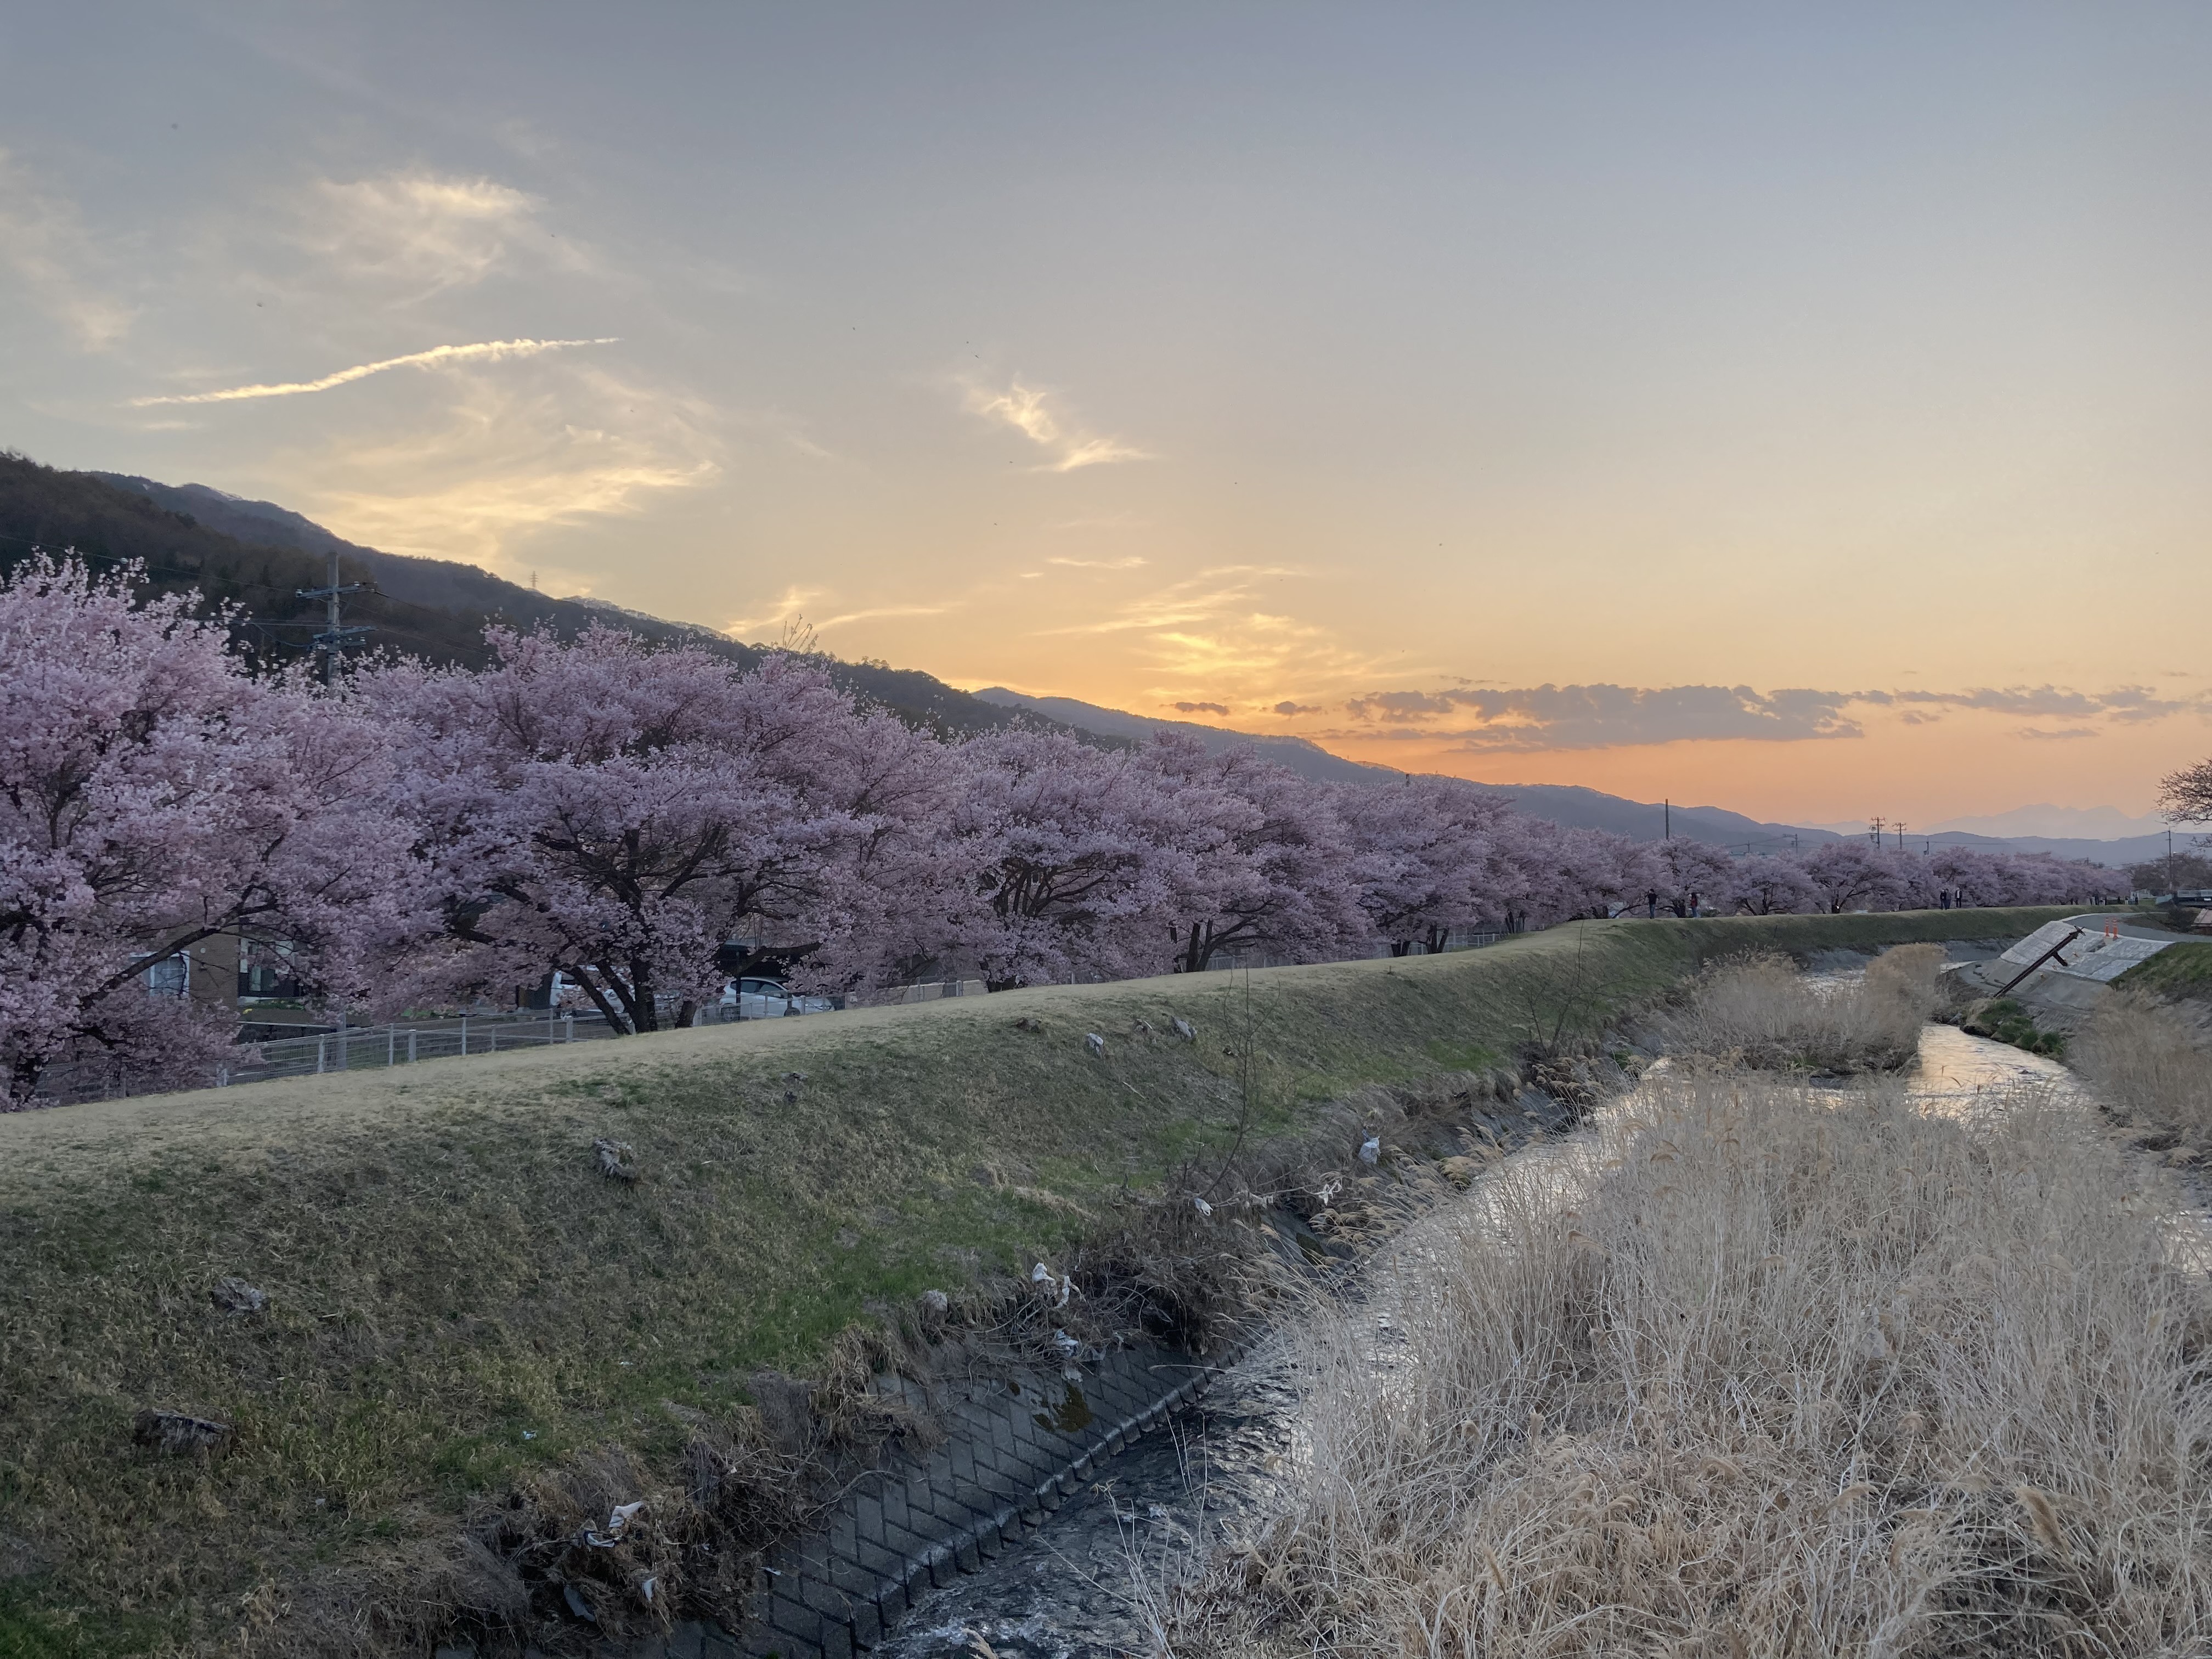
0;452;1047;736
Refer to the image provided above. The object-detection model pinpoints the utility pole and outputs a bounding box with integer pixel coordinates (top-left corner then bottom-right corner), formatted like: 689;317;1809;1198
1895;822;1906;851
1664;798;1671;839
296;548;369;686
1870;816;1885;847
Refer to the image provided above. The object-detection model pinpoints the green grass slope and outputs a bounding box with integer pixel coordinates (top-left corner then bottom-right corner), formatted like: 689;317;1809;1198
2116;938;2212;1003
0;909;2075;1655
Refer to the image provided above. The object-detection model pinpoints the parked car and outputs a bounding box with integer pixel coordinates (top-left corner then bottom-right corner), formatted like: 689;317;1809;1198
720;977;834;1018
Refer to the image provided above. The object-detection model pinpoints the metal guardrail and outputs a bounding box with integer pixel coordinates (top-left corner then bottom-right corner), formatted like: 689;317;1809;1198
221;996;803;1084
224;1009;601;1082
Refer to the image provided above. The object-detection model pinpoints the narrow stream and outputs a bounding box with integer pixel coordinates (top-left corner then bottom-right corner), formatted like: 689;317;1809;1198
873;1022;2078;1658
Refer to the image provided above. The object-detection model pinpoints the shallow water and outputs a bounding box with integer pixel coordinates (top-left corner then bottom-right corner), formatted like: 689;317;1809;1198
871;1022;2080;1657
871;1356;1299;1658
1908;1020;2079;1106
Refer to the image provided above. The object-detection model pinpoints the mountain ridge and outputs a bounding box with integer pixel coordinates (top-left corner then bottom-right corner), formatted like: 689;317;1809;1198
0;454;1057;740
970;688;2170;866
973;687;1838;849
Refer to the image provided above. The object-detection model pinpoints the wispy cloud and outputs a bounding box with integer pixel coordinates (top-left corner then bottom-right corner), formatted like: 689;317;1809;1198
1040;566;1302;637
1047;555;1147;569
1026;563;1384;711
0;150;134;349
962;379;1152;472
724;586;828;639
284;363;719;574
818;602;951;629
2018;727;2099;741
1873;685;2196;723
723;591;950;640
1171;701;1231;716
303;171;579;298
131;336;619;405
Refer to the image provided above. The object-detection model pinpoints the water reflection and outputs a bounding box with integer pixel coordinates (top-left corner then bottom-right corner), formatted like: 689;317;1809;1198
1908;1022;2083;1110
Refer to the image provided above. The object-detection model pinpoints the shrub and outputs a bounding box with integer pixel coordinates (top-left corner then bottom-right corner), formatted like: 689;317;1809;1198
2074;991;2212;1139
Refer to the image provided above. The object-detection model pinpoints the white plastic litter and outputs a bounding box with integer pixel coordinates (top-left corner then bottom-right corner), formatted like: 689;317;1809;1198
1084;1031;1106;1057
1031;1262;1073;1307
1172;1018;1195;1041
1052;1329;1080;1355
584;1500;647;1548
1191;1195;1213;1217
1358;1135;1381;1165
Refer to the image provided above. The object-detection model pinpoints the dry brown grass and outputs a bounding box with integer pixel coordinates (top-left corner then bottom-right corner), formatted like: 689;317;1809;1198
1656;944;1945;1074
2075;991;2212;1144
1173;1071;2212;1657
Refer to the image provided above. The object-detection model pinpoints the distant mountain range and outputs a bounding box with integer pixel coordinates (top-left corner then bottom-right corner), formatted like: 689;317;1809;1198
1815;804;2171;840
4;453;2180;871
973;689;2183;867
1929;804;2170;839
974;689;1837;851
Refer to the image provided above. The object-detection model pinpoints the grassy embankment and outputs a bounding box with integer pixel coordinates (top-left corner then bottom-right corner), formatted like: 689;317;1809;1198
0;908;2076;1656
2074;941;2212;1147
2117;938;2212;1005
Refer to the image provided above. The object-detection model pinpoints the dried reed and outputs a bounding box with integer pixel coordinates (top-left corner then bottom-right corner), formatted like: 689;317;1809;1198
2075;991;2212;1143
1172;1070;2212;1657
1657;944;1944;1073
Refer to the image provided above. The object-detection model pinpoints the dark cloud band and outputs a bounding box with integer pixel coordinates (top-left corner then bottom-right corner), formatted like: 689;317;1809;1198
1331;682;2209;752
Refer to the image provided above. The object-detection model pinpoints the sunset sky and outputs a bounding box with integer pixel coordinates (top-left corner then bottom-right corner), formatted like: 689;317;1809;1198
4;3;2208;827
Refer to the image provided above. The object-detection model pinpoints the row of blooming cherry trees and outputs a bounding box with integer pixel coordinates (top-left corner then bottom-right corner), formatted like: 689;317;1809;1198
0;558;2129;1104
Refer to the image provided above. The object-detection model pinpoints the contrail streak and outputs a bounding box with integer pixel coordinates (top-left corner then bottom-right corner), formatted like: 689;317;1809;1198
131;336;620;405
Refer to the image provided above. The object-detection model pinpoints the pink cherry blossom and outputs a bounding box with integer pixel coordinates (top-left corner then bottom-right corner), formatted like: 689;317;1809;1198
0;555;424;1105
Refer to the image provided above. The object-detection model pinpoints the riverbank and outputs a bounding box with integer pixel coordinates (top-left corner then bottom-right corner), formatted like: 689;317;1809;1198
0;908;2080;1656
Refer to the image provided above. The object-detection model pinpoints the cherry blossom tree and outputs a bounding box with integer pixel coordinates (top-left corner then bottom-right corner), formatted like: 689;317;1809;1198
0;555;422;1105
2160;754;2212;825
1723;853;1819;915
949;730;1194;987
1651;838;1737;916
1341;776;1521;953
1146;737;1369;973
370;627;903;1034
1799;839;1903;913
1503;821;1660;923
